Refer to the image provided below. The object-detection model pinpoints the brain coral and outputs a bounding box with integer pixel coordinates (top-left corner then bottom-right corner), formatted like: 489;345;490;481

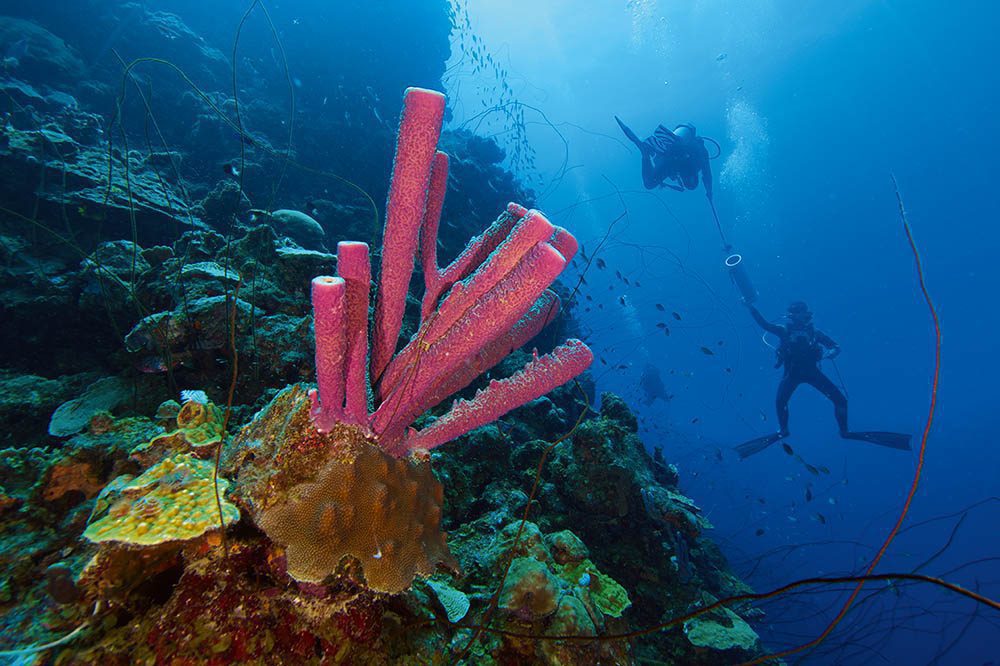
229;384;457;594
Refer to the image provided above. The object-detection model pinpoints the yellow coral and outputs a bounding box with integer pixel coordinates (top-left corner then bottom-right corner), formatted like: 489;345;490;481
131;399;224;465
84;453;238;546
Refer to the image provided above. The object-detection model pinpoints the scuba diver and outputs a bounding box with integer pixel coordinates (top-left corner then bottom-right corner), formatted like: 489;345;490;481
615;117;714;200
735;301;912;458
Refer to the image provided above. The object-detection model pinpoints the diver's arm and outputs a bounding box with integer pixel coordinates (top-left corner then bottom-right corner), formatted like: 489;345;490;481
747;304;785;336
817;331;841;358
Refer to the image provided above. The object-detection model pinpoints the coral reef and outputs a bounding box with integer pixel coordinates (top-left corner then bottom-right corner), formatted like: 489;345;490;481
0;5;767;664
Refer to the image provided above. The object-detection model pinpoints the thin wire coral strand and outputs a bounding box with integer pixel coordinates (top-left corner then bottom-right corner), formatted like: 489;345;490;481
740;174;943;664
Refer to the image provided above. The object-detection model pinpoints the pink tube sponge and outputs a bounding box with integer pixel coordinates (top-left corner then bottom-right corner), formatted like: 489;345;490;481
308;86;593;455
372;88;446;383
335;241;371;424
309;276;347;432
389;339;594;455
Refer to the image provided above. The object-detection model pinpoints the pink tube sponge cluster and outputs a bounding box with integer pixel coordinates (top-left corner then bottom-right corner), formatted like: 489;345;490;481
310;87;592;455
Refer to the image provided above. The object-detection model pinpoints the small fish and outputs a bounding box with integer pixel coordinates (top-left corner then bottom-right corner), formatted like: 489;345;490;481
586;295;593;301
672;312;682;320
714;449;723;461
755;528;765;537
818;465;831;475
635;280;641;287
690;417;699;424
814;513;827;525
757;497;766;504
656;304;665;311
805;463;820;476
623;277;630;285
663;327;670;336
759;410;767;421
619;295;626;306
600;357;607;365
615;270;623;280
699;347;714;356
224;161;240;178
725;367;732;373
782;443;794;456
805;487;813;502
596;258;607;269
716;52;728;61
615;364;628;370
828;497;837;505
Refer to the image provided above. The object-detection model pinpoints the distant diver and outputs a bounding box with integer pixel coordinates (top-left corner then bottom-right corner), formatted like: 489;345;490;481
736;301;912;458
614;116;715;200
640;363;672;405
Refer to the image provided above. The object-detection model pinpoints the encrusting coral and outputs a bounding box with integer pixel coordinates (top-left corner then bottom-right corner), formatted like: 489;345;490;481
83;452;239;546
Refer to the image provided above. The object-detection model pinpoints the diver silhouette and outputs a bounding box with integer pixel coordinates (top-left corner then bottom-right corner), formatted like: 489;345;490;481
615;117;714;200
736;301;912;458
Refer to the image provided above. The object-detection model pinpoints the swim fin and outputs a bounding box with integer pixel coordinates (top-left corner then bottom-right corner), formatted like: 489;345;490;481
615;116;645;150
734;432;786;460
840;431;912;451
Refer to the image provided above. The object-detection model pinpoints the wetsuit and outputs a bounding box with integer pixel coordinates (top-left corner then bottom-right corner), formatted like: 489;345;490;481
641;125;713;197
615;118;713;198
748;305;846;436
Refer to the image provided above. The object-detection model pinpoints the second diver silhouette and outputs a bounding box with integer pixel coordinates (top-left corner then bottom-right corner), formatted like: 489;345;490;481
736;301;912;459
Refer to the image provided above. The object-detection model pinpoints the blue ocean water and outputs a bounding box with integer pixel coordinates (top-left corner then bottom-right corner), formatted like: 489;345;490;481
0;0;995;663
451;1;998;662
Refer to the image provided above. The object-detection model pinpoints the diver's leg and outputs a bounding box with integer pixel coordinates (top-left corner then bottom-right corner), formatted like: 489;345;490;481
642;155;668;189
775;375;798;436
806;370;849;434
680;168;700;191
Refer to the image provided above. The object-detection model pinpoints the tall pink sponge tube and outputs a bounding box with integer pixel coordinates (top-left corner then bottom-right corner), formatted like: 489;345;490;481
419;151;449;321
309;276;348;432
390;339;594;455
371;87;446;383
336;241;371;425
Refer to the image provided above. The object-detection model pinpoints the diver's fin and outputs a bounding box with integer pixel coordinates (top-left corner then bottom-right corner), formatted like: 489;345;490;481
734;432;786;460
615;116;645;149
840;431;912;451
